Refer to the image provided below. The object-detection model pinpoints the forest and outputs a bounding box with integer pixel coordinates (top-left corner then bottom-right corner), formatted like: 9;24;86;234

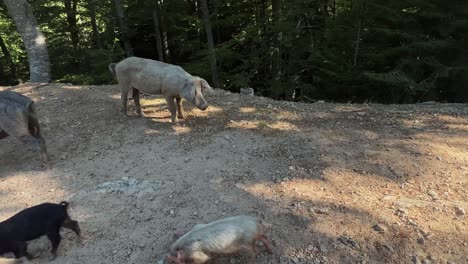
1;0;467;103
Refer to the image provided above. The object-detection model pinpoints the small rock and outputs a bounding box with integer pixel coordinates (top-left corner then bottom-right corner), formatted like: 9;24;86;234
318;239;328;252
383;244;394;252
282;177;289;181
184;158;190;162
424;232;434;239
157;260;164;264
357;111;366;116
288;155;294;159
316;208;330;214
291;257;299;264
372;224;386;233
307;244;314;251
455;207;465;215
122;176;129;181
112;250;118;254
408;219;418;226
436;156;442;161
224;135;231;140
193;212;198;216
170;210;174;215
338;236;354;247
417;236;425;245
397;208;409;215
288;166;295;171
412;255;421;264
428;190;439;200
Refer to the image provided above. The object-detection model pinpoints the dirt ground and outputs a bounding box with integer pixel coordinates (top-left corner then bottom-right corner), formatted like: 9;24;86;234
0;83;467;264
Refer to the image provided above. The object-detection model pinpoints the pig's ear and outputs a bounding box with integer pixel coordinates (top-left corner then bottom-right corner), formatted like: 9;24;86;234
199;78;213;93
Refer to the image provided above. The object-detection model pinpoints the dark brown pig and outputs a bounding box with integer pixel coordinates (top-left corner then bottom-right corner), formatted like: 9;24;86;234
0;91;49;167
166;215;272;264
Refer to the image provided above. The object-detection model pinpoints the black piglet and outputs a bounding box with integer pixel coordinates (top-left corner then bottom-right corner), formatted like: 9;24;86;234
0;201;81;259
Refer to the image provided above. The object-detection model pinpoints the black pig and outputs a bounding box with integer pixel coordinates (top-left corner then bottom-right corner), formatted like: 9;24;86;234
0;202;81;259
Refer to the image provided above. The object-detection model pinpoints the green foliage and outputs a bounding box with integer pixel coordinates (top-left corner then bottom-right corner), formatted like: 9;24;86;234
1;0;467;102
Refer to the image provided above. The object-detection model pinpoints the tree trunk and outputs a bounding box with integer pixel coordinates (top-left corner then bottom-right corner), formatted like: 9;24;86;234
199;0;218;86
64;0;79;53
113;0;134;56
160;3;171;62
87;0;103;49
3;0;50;82
152;1;164;61
353;18;361;67
271;0;282;81
0;33;17;81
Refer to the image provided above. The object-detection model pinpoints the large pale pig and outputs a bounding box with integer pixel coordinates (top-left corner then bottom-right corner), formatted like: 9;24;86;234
0;91;49;167
108;57;213;123
166;215;272;264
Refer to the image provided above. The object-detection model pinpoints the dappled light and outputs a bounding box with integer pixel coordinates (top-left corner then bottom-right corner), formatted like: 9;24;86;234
1;84;467;264
62;85;85;91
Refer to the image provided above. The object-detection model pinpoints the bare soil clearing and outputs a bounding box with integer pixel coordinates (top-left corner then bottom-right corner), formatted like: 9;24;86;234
1;83;467;264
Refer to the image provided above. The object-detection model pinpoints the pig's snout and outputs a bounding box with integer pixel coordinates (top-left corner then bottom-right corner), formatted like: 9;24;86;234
200;104;208;111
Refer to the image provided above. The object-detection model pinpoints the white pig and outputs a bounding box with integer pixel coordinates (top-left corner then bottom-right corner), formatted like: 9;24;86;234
166;215;272;264
108;57;212;123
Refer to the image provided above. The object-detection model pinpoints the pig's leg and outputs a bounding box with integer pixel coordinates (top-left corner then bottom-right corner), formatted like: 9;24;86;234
63;218;81;237
118;83;131;115
132;88;142;116
176;97;185;119
11;241;30;259
121;91;128;115
47;230;62;258
0;129;8;139
165;96;177;123
17;134;50;166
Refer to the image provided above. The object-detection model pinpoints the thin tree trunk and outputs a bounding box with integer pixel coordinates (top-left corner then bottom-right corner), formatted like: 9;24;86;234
353;0;365;67
353;18;361;67
160;7;171;62
213;0;221;44
271;0;282;81
113;0;134;56
199;0;218;86
152;1;164;61
4;0;50;82
87;0;103;49
64;0;79;53
0;34;17;81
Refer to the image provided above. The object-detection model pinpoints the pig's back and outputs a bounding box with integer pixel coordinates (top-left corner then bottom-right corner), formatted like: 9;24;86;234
0;91;32;113
0;203;66;241
174;216;260;255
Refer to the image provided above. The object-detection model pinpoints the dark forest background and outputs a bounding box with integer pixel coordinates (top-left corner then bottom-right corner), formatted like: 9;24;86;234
1;0;467;103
